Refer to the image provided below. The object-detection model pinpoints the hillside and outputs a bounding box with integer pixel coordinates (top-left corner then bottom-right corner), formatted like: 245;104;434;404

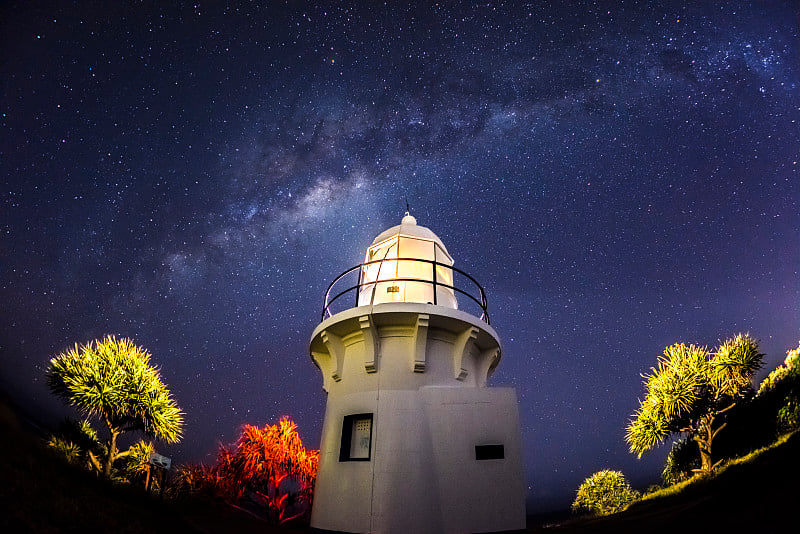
536;431;799;533
0;396;306;534
2;393;797;533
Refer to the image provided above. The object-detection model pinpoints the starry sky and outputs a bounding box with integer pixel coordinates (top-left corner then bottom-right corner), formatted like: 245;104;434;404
1;1;798;513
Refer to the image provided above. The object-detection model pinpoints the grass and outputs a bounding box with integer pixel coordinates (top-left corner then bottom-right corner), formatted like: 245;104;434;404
638;430;796;504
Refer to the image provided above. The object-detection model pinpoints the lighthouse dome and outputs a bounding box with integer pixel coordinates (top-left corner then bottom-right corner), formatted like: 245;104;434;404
369;214;451;255
357;215;457;309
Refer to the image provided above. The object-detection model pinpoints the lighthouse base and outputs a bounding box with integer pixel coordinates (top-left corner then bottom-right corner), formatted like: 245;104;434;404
311;386;526;534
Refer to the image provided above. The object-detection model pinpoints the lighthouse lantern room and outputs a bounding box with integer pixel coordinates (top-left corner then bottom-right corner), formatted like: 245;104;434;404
357;214;457;309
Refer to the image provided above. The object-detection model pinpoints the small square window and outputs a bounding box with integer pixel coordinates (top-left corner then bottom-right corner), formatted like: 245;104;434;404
475;444;504;460
340;414;373;461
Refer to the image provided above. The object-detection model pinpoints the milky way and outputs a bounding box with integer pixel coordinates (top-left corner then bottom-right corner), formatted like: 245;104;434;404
1;2;798;511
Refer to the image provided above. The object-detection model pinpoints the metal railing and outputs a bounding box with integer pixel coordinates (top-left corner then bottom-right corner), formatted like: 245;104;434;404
321;257;490;324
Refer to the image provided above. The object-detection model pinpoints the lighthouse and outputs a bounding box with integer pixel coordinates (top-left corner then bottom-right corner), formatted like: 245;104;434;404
309;214;526;534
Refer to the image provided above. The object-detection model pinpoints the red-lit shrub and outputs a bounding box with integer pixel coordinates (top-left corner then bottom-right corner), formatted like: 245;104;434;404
173;417;318;525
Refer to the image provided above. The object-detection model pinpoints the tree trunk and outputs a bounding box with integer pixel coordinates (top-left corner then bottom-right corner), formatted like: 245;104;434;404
694;415;716;473
696;439;713;472
87;450;102;473
103;417;119;478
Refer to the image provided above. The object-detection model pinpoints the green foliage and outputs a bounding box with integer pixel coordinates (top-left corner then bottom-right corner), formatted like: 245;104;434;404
117;441;154;481
626;334;763;472
572;470;640;516
46;335;184;477
662;438;699;485
679;341;800;473
47;335;183;442
47;436;81;463
73;418;100;445
46;417;162;490
170;463;223;501
46;418;106;472
758;342;800;435
758;343;799;395
627;343;707;455
711;334;765;396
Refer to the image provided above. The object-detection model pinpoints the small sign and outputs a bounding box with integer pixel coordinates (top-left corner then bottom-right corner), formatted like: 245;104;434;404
350;417;372;459
149;452;171;470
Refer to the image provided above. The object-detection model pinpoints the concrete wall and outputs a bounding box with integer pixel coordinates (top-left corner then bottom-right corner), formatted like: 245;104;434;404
312;388;525;533
422;387;526;533
310;304;526;533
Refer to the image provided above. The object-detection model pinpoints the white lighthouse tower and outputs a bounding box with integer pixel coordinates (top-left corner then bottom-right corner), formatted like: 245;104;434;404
309;214;526;534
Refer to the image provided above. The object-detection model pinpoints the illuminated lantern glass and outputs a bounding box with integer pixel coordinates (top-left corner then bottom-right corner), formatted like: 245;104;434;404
357;216;457;308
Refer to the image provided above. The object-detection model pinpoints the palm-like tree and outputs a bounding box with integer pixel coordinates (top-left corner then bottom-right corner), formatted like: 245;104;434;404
626;333;763;473
47;335;184;477
217;417;319;524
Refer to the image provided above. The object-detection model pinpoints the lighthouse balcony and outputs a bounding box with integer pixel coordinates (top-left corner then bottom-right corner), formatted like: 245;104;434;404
321;257;491;324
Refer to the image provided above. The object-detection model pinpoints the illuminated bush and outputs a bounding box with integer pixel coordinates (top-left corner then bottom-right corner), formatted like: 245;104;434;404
171;417;319;525
758;343;799;395
759;342;800;434
572;469;640;516
116;441;158;489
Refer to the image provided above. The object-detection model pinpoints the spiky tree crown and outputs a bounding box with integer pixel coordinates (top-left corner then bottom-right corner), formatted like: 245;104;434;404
626;333;763;457
220;416;319;498
46;335;183;442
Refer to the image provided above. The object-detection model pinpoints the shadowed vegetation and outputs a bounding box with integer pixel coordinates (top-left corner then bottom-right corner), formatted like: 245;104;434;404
0;394;311;533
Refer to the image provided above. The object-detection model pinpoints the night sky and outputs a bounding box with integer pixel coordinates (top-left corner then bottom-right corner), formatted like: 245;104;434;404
1;1;798;513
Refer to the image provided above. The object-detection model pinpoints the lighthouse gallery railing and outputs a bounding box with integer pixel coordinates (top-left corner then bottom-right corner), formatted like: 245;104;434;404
321;257;490;324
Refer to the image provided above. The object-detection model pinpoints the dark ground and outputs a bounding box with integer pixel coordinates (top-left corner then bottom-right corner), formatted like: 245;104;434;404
1;393;797;533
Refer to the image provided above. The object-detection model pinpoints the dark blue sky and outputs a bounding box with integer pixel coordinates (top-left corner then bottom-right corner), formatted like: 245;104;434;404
1;1;798;512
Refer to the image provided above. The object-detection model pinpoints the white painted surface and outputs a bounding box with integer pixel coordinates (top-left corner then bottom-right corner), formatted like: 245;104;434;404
310;307;525;533
310;218;525;533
